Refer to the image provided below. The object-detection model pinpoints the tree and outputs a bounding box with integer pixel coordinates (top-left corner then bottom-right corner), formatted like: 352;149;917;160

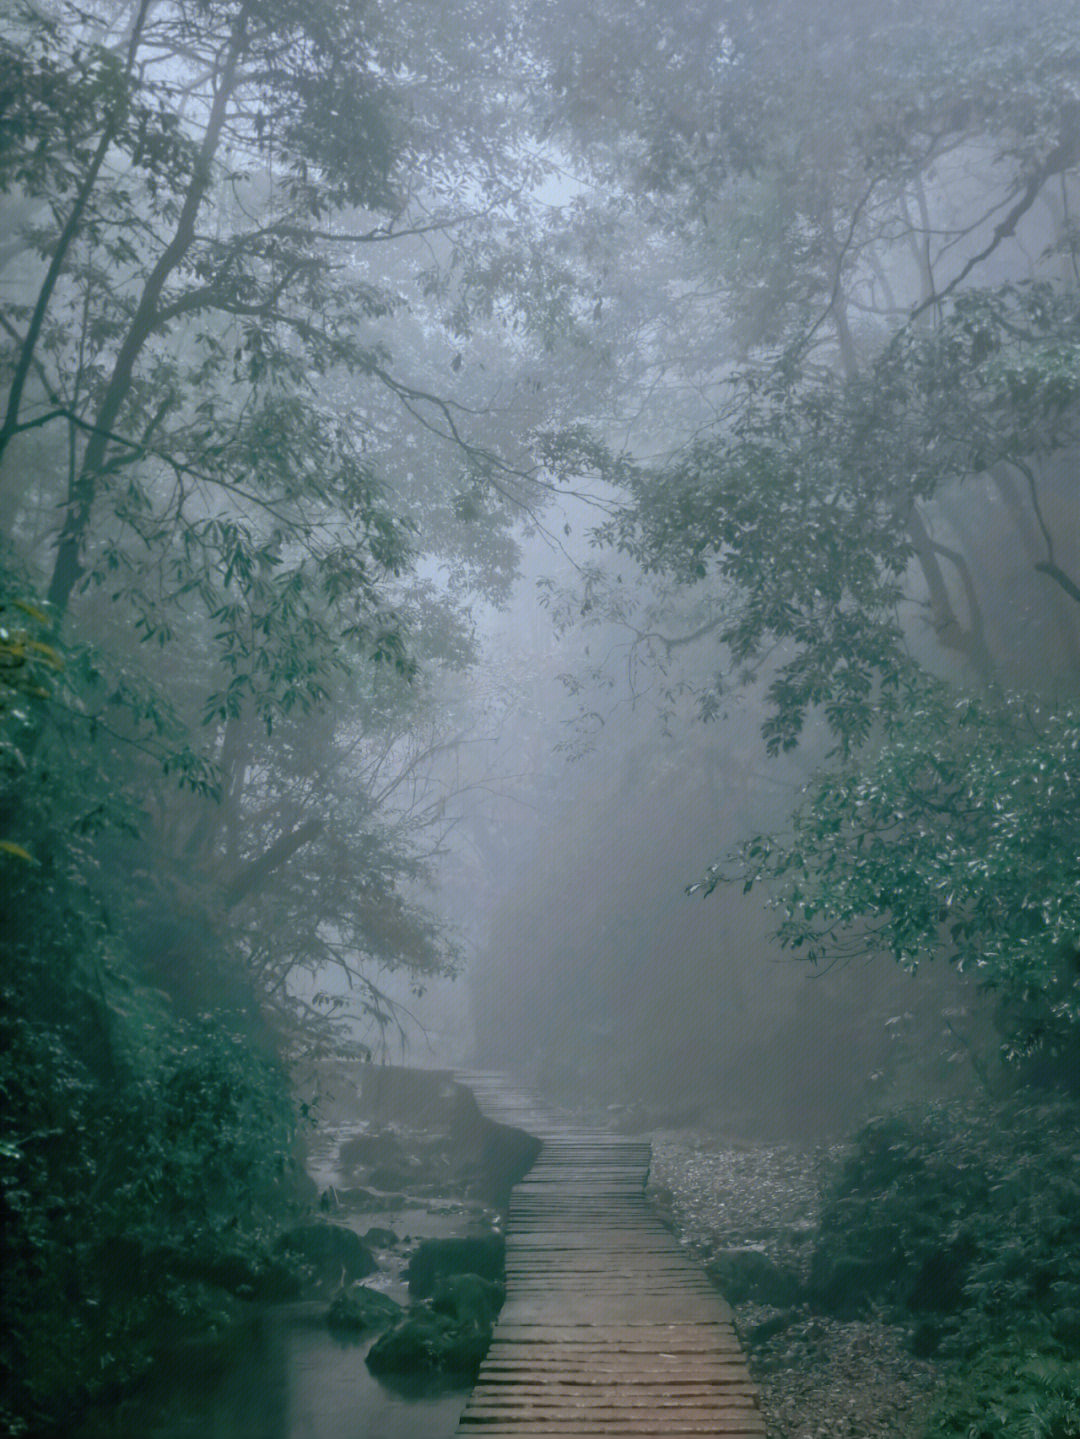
1;0;545;661
0;1;596;1426
537;0;1080;1069
0;0;597;1028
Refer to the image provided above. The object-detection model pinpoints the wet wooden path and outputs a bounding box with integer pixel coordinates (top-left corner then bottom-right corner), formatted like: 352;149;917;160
454;1072;765;1438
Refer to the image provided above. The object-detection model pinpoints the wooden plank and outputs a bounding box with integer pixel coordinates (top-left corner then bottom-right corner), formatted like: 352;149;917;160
450;1073;762;1438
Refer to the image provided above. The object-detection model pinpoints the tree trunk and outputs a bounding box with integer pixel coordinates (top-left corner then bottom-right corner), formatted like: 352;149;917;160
0;0;153;478
46;2;251;615
223;818;324;910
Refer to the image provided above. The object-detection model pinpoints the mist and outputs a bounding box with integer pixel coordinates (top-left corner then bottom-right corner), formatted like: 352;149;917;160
3;0;1080;1434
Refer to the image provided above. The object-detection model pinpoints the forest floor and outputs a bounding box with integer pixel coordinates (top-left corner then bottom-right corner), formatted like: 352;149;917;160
647;1135;947;1439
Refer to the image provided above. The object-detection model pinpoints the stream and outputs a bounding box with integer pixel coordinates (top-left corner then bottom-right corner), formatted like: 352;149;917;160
75;1068;512;1439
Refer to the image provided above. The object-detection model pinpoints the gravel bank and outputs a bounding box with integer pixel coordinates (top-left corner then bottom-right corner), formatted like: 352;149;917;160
647;1135;947;1438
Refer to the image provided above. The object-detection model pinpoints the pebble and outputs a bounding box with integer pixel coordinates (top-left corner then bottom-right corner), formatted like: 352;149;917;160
648;1133;946;1438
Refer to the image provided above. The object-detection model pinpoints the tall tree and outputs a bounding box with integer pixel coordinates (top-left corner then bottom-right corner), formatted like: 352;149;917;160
533;0;1080;1069
0;3;595;1425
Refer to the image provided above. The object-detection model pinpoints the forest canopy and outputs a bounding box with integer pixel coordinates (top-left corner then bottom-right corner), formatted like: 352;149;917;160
531;0;1080;1077
2;0;1080;1432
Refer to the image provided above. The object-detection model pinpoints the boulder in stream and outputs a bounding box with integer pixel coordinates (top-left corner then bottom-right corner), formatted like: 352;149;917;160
405;1234;505;1297
276;1223;378;1284
362;1227;399;1249
430;1273;504;1328
326;1284;403;1334
365;1306;491;1380
339;1130;406;1172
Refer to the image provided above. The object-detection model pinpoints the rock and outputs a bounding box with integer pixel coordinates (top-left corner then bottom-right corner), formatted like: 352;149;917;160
363;1227;399;1249
406;1235;505;1298
365;1305;491;1379
189;1252;299;1301
368;1165;419;1192
746;1312;798;1349
326;1285;403;1334
430;1273;504;1328
336;1186;407;1211
707;1248;803;1307
808;1253;885;1316
473;1122;542;1208
356;1066;471;1132
276;1224;377;1284
104;1241;300;1301
339;1131;405;1172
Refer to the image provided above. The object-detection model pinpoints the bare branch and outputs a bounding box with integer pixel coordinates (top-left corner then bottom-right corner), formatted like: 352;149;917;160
909;129;1080;323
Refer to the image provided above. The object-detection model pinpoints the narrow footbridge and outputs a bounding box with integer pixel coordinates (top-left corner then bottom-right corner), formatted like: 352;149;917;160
455;1072;765;1438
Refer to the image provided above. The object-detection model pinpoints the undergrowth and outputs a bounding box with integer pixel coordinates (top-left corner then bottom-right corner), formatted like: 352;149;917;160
810;1098;1080;1437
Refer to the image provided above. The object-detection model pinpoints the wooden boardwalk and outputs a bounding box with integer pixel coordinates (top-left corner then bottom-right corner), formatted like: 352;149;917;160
454;1072;765;1438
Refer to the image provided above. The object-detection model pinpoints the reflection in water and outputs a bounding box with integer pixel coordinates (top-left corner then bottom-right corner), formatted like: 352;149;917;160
279;1318;468;1439
79;1084;494;1439
81;1306;469;1439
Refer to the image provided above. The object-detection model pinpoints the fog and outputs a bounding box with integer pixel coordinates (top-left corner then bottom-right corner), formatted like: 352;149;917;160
3;0;1080;1432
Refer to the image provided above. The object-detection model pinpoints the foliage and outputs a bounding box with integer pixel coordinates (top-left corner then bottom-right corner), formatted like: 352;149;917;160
0;577;298;1434
602;281;1080;756
810;1100;1080;1434
924;1346;1080;1439
811;1100;1080;1363
707;682;1080;1066
0;783;298;1434
0;0;579;1033
0;566;469;1431
0;0;577;1426
543;0;1080;1087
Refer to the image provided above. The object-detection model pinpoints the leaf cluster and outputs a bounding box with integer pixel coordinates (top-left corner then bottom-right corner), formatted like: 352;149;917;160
723;682;1080;1062
810;1100;1080;1432
0;790;297;1434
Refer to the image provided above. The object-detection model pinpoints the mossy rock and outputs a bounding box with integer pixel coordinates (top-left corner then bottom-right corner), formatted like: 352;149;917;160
336;1187;408;1212
106;1241;300;1301
366;1266;504;1380
339;1131;405;1172
745;1311;798;1350
706;1248;803;1307
186;1252;300;1301
807;1253;886;1316
326;1285;403;1334
362;1227;399;1249
276;1223;377;1283
365;1309;489;1379
430;1273;504;1328
368;1165;420;1192
405;1235;505;1298
473;1123;542;1207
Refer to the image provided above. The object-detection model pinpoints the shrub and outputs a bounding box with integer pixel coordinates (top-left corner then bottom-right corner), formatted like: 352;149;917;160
810;1099;1080;1360
923;1345;1080;1438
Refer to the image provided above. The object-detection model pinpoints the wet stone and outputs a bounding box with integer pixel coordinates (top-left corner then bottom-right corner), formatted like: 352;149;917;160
276;1223;378;1285
325;1284;403;1335
405;1235;505;1298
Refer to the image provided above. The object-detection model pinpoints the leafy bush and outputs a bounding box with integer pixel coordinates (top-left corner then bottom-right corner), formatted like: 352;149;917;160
0;770;298;1435
810;1100;1080;1362
0;974;297;1432
727;685;1080;1076
923;1346;1080;1438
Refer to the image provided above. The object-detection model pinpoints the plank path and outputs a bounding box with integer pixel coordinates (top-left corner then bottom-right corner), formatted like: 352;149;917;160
454;1071;765;1438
